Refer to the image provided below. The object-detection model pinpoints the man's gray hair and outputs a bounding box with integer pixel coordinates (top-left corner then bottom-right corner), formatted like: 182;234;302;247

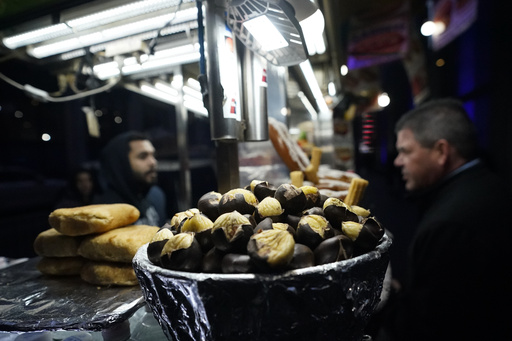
395;98;478;160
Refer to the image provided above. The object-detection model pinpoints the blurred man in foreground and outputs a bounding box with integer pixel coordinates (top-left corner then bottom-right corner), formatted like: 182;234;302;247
379;98;512;340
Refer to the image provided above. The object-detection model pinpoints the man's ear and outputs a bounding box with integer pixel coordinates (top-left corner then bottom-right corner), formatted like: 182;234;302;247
433;139;450;165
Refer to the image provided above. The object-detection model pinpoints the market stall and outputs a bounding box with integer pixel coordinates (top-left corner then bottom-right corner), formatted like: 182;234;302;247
0;0;392;340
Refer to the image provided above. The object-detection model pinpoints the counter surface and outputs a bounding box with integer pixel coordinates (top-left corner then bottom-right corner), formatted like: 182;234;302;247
0;258;145;332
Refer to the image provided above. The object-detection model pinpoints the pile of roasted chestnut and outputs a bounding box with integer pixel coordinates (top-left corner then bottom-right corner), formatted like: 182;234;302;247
146;181;385;274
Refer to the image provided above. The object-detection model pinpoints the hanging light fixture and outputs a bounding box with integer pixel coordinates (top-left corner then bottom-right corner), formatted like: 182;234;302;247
226;0;319;66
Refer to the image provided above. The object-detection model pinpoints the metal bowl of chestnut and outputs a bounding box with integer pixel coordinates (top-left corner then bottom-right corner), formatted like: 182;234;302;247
132;183;392;341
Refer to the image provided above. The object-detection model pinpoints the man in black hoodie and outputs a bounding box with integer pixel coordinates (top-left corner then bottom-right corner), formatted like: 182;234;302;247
95;131;167;227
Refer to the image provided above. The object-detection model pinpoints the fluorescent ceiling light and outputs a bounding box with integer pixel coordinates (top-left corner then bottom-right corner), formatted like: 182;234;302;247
67;0;185;31
121;51;200;76
298;91;318;120
80;20;199;58
155;80;179;97
61;50;87;60
2;0;193;49
3;24;72;49
184;97;208;117
93;43;200;80
138;81;207;117
300;60;330;114
141;82;179;104
243;15;288;51
186;78;201;91
28;7;198;59
93;61;121;80
183;85;202;100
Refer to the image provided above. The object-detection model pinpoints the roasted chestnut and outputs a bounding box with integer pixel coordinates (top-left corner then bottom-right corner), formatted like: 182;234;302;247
287;243;315;270
247;229;295;271
180;213;214;253
271;222;296;236
302;206;324;216
254;218;295;236
221;253;255;274
170;208;200;232
342;217;384;255
244;213;257;227
301;185;322;209
147;228;174;265
323;197;358;230
254;196;284;223
314;234;354;265
211;211;254;253
274;184;307;215
202;247;224;273
284;214;301;229
318;194;330;208
250;180;277;201
197;191;222;221
160;232;202;272
254;217;273;232
218;188;259;215
296;214;334;250
351;205;371;220
341;221;362;241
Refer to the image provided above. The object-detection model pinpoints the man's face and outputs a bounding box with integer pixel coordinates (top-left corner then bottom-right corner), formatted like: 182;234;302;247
128;140;158;185
394;128;443;192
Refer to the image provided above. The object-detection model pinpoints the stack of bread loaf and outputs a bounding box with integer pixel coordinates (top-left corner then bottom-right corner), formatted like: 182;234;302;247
33;204;159;286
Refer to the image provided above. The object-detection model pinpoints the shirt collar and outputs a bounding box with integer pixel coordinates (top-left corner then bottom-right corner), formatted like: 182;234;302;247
443;158;481;182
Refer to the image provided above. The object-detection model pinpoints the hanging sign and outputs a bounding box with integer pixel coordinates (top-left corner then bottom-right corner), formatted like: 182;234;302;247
432;0;478;50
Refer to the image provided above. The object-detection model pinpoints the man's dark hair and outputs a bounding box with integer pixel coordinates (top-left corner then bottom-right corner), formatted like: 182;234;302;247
395;98;479;160
126;131;150;144
123;131;151;154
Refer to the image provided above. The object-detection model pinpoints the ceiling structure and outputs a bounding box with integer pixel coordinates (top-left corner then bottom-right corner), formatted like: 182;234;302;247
0;0;428;115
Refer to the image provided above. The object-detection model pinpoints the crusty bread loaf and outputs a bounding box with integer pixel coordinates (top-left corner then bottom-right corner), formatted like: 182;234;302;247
78;225;159;263
80;261;138;286
33;228;83;257
37;257;86;276
48;204;140;236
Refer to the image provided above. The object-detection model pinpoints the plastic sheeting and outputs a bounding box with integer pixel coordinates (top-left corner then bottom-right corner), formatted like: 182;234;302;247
0;258;145;332
133;233;392;341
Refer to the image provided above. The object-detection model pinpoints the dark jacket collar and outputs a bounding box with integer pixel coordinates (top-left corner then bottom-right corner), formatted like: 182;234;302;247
409;159;482;213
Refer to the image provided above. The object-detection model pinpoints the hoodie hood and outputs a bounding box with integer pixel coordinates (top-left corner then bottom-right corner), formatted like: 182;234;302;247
100;131;152;211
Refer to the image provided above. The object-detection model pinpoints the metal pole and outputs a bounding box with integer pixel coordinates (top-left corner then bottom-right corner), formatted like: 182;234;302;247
205;0;240;192
205;0;239;140
174;66;192;210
